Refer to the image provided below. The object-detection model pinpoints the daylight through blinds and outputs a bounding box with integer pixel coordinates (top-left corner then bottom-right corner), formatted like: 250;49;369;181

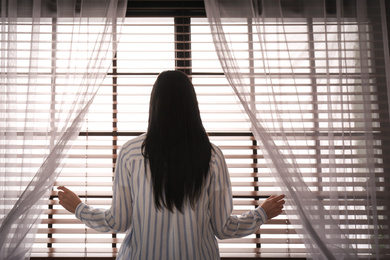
21;13;390;259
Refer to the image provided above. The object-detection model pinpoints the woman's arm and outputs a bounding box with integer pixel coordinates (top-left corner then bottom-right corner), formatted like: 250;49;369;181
209;145;285;239
58;144;133;233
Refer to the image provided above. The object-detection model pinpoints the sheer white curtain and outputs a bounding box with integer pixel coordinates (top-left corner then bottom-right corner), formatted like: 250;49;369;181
205;0;389;259
0;0;126;259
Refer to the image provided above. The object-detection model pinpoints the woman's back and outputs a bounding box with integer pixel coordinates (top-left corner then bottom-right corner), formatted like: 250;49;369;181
116;135;220;259
75;134;269;259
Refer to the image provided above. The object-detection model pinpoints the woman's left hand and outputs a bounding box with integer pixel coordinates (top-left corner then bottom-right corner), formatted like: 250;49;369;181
57;186;82;214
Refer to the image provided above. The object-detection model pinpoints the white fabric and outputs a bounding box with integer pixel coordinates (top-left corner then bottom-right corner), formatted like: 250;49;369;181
204;0;386;259
74;134;268;260
0;1;127;259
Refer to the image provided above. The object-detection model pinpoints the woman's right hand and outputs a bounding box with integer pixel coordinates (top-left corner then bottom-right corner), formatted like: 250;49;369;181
260;194;285;220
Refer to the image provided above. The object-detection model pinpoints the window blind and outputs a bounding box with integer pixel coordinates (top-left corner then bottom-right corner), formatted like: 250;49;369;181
27;9;390;260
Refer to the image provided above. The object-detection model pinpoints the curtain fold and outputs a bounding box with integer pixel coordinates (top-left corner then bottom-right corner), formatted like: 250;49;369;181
0;0;127;259
205;0;387;259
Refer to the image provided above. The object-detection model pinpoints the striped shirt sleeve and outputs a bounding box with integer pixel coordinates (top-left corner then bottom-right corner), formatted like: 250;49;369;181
75;142;133;233
209;145;268;239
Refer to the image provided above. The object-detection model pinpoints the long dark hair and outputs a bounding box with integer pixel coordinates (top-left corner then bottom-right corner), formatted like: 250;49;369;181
142;70;212;212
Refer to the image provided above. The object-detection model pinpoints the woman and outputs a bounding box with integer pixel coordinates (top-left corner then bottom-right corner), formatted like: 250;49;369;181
58;70;285;259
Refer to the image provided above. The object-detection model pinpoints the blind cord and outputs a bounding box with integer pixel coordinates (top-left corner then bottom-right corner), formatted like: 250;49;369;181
84;117;88;259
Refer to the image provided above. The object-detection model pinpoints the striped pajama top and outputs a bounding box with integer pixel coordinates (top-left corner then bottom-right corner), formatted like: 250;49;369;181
75;134;268;260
